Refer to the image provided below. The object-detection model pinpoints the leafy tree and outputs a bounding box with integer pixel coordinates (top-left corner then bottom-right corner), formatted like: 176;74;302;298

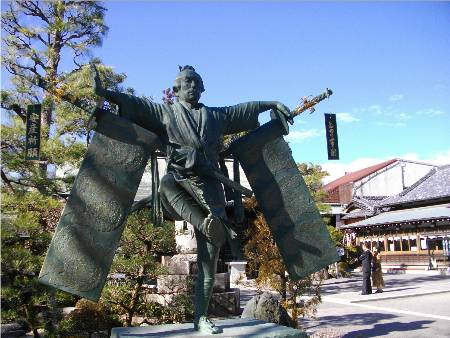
101;209;177;327
0;0;122;194
57;299;121;338
244;162;332;326
297;162;330;213
0;1;128;334
0;191;78;335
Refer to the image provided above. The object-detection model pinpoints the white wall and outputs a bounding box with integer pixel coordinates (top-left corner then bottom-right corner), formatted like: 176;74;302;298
354;161;435;197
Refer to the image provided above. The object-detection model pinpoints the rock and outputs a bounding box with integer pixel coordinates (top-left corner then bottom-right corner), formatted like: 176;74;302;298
241;292;295;328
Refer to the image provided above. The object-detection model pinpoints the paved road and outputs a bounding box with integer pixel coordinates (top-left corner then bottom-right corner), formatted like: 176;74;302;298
298;272;450;338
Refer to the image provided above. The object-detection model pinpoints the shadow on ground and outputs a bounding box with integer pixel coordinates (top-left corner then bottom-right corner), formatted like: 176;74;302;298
299;312;397;330
342;320;433;338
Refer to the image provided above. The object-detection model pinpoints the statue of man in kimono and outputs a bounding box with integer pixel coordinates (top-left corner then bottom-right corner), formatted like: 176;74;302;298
92;65;291;334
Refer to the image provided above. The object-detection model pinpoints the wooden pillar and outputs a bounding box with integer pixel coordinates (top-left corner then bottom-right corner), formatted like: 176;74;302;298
384;235;388;253
417;232;421;254
399;231;403;252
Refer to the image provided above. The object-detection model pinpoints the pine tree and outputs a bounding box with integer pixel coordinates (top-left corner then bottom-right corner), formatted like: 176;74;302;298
101;209;177;327
0;1;127;334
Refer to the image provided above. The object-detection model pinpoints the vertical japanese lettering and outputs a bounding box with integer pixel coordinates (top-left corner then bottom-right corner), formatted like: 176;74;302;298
26;104;41;160
324;113;339;160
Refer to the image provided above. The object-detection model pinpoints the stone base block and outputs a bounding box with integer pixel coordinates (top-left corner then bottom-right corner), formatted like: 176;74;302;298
111;318;307;337
209;288;240;316
161;254;198;275
157;272;230;294
144;288;240;316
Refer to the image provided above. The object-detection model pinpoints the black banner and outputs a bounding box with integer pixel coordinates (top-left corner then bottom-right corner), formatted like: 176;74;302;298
26;104;41;160
325;113;339;160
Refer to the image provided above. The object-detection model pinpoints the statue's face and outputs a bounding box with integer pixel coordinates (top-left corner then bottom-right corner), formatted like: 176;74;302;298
177;71;202;104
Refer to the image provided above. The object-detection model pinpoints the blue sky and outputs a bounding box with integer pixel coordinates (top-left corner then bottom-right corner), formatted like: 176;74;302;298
3;2;450;181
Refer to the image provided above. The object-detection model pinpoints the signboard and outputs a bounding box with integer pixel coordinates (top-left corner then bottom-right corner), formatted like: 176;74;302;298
25;104;41;160
324;113;339;160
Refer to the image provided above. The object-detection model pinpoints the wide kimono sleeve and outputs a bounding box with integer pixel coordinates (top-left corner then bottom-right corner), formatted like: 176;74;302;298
218;101;265;135
102;90;167;135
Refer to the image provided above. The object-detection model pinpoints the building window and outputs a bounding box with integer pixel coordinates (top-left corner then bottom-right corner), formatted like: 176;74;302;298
377;238;385;252
402;236;410;251
436;238;443;251
420;237;428;250
394;236;401;251
388;237;395;251
410;237;417;251
371;239;378;250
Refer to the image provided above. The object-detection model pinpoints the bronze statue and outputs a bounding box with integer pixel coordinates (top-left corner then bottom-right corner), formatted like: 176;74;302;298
92;65;291;334
38;64;338;334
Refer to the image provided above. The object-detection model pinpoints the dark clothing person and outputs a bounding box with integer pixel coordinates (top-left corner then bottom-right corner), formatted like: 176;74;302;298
359;250;373;295
372;252;384;292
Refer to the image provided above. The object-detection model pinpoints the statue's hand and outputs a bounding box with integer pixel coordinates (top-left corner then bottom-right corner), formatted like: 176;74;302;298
90;63;104;95
271;102;293;125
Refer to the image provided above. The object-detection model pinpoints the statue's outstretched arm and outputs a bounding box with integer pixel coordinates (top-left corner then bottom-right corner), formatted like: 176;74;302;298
257;101;292;124
90;63;121;104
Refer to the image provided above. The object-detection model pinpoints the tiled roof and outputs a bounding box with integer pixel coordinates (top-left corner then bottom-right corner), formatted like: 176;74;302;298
381;165;450;207
324;159;398;192
340;203;450;229
342;209;373;220
341;196;388;220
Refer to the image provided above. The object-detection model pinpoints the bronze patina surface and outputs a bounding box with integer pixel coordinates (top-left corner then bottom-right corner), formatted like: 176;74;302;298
38;111;160;301
229;119;338;280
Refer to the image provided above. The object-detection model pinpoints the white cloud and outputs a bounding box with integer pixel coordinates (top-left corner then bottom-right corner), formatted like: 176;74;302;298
368;105;383;115
376;121;406;128
416;108;445;116
336;113;360;123
389;94;404;102
397;113;413;120
285;129;321;142
320;150;450;185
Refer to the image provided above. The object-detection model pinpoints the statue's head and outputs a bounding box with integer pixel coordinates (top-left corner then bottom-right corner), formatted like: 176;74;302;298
173;65;204;104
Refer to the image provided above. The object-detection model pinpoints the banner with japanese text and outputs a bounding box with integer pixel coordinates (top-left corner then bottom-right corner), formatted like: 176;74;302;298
325;113;339;160
26;104;41;160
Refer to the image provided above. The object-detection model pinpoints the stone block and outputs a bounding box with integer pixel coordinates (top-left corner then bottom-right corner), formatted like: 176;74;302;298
209;288;240;316
157;272;230;294
157;274;195;294
161;254;198;275
1;323;28;337
226;261;247;284
111;318;307;337
145;293;174;305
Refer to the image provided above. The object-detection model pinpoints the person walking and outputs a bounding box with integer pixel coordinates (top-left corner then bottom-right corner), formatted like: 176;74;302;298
372;247;384;293
359;243;372;295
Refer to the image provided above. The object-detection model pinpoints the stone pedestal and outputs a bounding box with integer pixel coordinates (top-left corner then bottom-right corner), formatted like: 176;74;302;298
226;261;247;284
111;318;307;338
152;221;240;315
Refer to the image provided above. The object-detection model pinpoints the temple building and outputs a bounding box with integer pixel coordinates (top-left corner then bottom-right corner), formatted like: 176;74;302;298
338;165;450;272
324;159;437;228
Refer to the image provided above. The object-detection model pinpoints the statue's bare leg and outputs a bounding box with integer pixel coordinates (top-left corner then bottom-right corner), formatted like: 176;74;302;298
159;174;225;334
194;228;222;334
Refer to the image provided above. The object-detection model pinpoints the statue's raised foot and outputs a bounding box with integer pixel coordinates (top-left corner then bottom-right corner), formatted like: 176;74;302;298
194;316;223;334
